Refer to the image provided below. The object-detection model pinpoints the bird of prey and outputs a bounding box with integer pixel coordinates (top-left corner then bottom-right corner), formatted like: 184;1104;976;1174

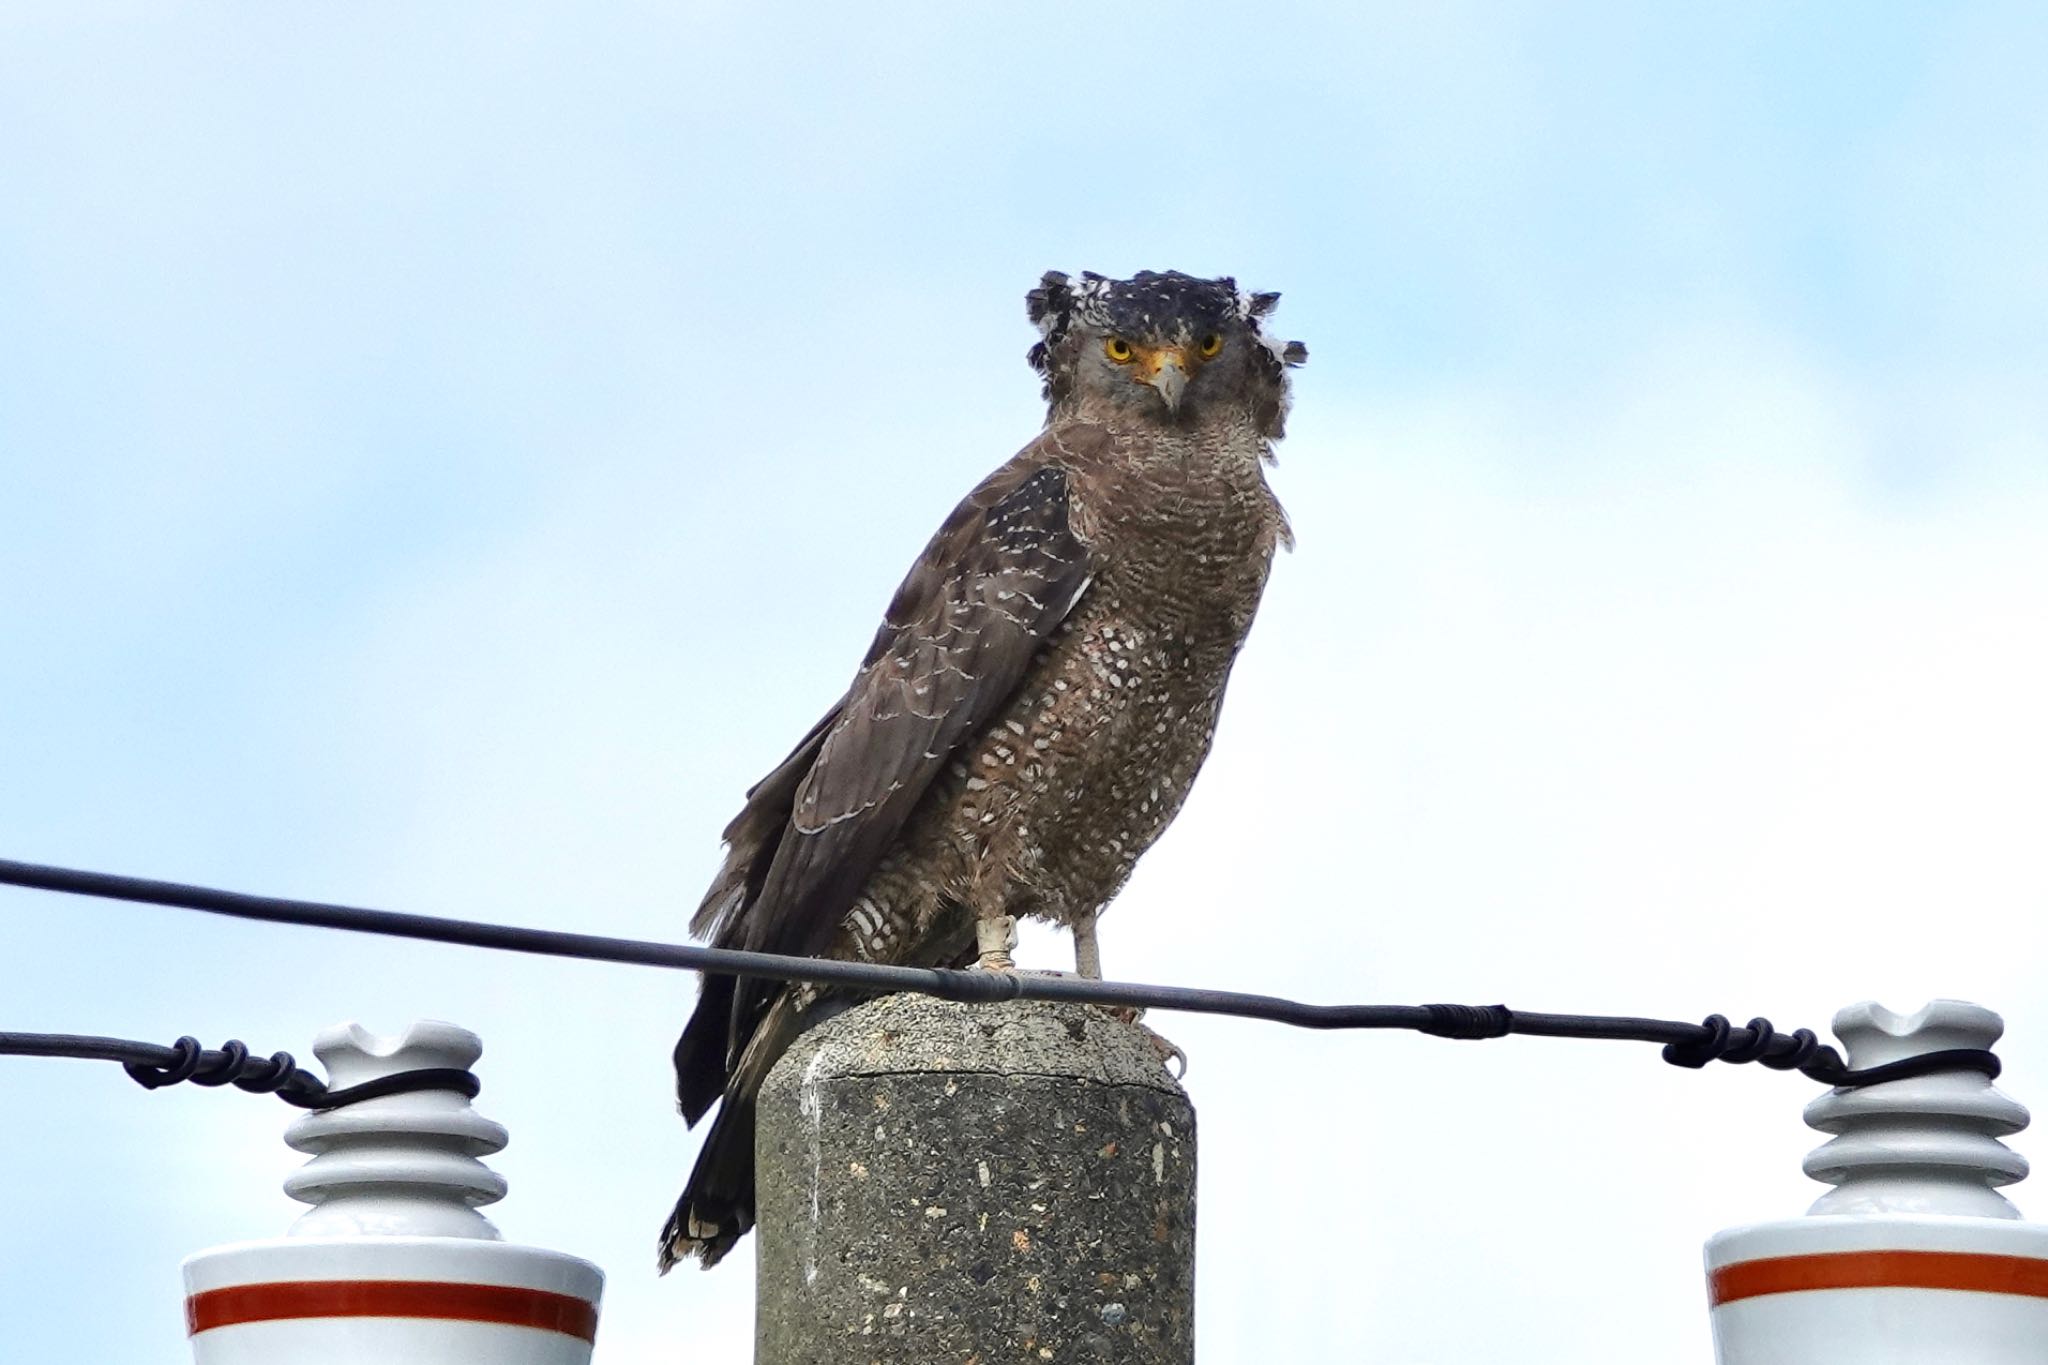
662;269;1307;1269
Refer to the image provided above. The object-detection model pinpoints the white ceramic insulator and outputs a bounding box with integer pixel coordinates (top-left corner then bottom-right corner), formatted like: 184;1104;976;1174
1706;1000;2048;1365
184;1020;602;1365
1803;1000;2029;1218
281;1020;510;1239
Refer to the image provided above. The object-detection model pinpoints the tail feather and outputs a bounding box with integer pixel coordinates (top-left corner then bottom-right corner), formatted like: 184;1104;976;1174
660;993;810;1271
659;1086;758;1270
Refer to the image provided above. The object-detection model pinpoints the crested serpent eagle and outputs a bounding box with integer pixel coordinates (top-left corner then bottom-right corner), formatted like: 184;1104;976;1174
663;269;1308;1268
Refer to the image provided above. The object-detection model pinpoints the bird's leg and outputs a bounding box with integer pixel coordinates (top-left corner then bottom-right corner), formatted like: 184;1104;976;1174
974;913;1018;972
1070;910;1187;1076
1076;910;1134;1017
1072;910;1103;980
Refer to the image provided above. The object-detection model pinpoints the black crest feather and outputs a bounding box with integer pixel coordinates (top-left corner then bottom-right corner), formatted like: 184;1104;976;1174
1025;271;1074;383
1025;270;1071;327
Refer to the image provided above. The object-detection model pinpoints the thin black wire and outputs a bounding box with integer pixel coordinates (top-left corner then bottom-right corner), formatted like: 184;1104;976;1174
0;856;2000;1093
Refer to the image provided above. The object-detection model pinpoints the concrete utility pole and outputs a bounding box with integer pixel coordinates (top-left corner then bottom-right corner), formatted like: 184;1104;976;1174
754;993;1195;1363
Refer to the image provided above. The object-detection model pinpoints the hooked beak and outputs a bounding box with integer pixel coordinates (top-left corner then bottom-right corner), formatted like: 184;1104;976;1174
1144;347;1190;416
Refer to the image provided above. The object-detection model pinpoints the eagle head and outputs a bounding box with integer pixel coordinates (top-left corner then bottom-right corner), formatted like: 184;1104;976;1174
1026;270;1307;436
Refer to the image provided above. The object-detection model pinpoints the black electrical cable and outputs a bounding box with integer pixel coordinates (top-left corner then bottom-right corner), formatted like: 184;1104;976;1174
0;1030;477;1108
0;856;2001;1094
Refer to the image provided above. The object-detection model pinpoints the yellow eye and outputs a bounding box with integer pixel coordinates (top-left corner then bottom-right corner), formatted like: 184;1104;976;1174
1104;337;1134;363
1198;333;1224;358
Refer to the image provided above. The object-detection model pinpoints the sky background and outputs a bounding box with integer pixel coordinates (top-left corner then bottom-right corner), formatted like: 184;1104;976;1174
3;4;2047;1361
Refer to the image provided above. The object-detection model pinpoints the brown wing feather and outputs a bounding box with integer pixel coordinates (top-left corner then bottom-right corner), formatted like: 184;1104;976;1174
750;461;1094;957
672;430;1103;1122
686;705;839;945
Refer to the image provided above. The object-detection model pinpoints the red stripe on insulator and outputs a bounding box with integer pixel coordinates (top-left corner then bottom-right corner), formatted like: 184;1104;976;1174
1712;1250;2048;1306
185;1279;599;1342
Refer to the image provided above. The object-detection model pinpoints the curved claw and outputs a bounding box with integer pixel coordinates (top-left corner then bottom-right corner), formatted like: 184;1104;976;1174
1152;1034;1188;1080
1100;1003;1188;1079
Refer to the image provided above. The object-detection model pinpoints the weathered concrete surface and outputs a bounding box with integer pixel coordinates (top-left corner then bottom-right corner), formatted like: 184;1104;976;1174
755;993;1195;1364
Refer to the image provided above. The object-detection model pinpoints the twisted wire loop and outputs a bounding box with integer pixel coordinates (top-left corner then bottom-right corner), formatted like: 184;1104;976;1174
124;1035;203;1089
1658;1014;1999;1090
123;1035;308;1098
1757;1027;1822;1073
110;1035;479;1109
1721;1016;1776;1065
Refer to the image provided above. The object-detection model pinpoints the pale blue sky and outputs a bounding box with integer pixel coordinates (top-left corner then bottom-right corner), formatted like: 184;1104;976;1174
4;5;2046;1362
